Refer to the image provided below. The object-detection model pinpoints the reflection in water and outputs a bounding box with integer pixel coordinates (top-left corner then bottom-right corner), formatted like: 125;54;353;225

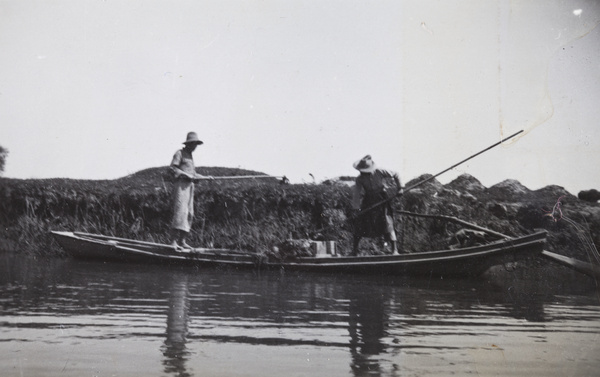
161;273;191;377
0;253;599;376
347;284;388;375
505;284;546;322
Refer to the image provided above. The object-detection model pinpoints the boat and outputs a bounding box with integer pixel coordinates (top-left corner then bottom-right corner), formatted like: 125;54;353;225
51;230;548;277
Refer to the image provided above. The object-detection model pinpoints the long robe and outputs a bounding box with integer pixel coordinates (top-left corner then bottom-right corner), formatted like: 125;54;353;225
170;149;196;232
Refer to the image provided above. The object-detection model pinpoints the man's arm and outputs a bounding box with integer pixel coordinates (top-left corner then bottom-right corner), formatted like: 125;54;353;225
351;179;365;210
380;169;403;195
169;151;193;181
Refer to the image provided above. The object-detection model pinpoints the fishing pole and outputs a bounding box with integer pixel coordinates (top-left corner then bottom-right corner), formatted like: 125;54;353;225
190;174;288;184
202;175;285;180
313;129;524;235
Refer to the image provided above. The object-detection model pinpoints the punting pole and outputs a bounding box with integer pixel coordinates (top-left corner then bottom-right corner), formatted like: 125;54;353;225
358;129;524;216
204;175;284;180
195;175;289;184
310;130;524;236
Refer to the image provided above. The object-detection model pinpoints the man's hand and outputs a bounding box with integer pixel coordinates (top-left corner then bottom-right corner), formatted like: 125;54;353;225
193;175;214;183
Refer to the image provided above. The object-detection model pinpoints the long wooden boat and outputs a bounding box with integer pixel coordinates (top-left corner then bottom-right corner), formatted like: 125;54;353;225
51;230;547;277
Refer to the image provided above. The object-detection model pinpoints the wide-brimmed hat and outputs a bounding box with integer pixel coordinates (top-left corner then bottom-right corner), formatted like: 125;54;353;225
183;132;203;145
353;155;376;173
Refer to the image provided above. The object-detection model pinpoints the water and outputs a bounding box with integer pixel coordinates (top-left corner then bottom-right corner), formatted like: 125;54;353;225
1;253;599;377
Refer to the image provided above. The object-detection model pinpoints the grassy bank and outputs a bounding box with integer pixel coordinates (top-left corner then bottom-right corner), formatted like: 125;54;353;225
1;167;598;264
0;167;357;255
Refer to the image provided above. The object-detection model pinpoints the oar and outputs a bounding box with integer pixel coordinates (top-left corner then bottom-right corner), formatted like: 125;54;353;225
397;210;509;239
540;250;600;279
394;202;600;279
397;212;600;279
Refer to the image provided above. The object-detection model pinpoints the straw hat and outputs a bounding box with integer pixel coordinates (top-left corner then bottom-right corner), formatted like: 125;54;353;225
183;132;203;145
353;155;376;173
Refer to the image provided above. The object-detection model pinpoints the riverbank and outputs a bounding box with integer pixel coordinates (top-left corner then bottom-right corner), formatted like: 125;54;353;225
1;167;599;270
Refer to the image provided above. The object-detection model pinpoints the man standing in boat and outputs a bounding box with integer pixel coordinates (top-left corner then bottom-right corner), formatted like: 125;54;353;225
169;132;211;250
351;155;403;255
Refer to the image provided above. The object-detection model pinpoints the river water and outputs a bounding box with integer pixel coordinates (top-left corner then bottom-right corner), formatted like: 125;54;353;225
1;252;599;377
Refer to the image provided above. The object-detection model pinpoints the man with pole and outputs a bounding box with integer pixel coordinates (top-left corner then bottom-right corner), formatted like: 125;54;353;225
351;155;403;255
347;130;524;256
169;132;212;250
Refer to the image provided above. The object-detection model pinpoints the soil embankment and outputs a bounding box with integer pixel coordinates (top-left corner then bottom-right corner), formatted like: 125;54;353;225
1;167;599;274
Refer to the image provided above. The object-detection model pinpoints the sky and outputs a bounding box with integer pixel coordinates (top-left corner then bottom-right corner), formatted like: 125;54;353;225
1;0;599;195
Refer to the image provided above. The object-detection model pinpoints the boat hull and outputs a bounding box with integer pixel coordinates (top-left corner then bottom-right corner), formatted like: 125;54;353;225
51;230;547;277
